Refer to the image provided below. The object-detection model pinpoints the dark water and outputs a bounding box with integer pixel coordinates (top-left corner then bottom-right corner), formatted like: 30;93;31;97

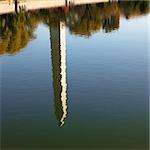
0;1;149;150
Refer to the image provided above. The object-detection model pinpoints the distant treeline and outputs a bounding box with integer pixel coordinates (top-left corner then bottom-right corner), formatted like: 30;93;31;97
0;1;149;55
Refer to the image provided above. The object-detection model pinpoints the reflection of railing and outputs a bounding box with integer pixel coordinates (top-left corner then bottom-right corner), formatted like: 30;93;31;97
0;0;110;14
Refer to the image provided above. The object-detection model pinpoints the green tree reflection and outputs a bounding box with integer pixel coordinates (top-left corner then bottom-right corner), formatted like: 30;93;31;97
0;12;39;55
0;1;149;55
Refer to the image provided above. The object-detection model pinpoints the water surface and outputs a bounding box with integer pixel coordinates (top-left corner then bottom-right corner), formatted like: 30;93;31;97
0;1;149;149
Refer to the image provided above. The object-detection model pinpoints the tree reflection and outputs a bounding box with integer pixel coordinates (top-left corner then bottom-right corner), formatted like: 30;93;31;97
119;1;150;19
67;4;102;36
0;1;149;55
0;12;39;55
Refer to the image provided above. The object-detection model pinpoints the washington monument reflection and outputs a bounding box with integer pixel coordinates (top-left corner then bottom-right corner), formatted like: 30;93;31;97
50;22;67;126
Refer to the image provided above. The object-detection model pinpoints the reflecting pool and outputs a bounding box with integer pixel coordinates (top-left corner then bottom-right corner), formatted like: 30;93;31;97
0;0;149;149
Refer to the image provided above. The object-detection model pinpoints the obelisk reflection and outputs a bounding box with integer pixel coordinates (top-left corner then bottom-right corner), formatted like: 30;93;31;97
50;22;67;126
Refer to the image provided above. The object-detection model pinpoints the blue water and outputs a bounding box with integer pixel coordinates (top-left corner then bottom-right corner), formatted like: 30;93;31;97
1;3;149;149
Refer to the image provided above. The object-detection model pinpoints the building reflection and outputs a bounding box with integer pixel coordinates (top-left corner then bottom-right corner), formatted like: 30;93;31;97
50;22;67;126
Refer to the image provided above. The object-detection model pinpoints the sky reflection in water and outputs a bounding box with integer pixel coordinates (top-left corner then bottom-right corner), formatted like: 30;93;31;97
1;1;149;149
